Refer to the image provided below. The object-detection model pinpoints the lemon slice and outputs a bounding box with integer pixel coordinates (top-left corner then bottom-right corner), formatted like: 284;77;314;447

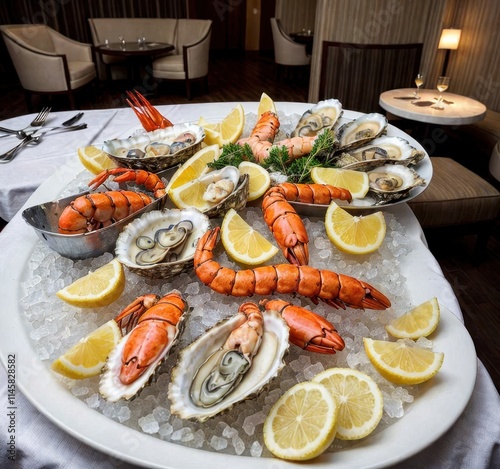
311;167;369;199
220;103;245;143
78;145;117;175
263;381;338;461
56;259;125;308
221;208;279;265
325;201;386;254
257;92;277;116
51;319;121;379
196;105;245;147
197;117;222;146
166;144;220;192
386;298;440;339
313;368;383;440
168;178;214;211
238;161;271;201
363;338;445;385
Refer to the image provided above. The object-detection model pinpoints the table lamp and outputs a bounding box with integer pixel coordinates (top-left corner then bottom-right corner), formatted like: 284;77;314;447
438;28;461;76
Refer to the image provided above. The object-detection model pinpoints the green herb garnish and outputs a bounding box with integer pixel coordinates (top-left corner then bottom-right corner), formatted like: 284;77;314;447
207;142;255;170
262;129;338;183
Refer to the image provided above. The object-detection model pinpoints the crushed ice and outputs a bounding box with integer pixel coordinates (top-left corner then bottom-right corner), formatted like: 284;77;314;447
19;113;429;458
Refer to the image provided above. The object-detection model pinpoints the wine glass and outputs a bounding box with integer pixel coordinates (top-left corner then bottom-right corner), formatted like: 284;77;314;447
433;76;450;109
414;73;424;98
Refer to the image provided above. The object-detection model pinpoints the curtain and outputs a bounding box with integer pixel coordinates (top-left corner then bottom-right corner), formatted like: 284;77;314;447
0;0;187;43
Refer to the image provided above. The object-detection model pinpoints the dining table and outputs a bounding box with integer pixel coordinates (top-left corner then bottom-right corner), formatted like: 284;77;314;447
94;41;175;83
379;88;487;126
0;102;499;469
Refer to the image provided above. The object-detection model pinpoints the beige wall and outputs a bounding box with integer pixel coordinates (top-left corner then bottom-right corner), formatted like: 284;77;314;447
275;0;499;111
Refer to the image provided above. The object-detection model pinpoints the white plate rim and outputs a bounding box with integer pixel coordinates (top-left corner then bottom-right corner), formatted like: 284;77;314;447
0;227;476;469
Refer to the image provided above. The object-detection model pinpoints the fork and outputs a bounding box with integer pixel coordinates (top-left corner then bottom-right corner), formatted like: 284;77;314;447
0;107;51;138
0;123;87;164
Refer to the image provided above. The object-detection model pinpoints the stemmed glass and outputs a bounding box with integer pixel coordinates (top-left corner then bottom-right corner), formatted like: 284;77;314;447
433;76;450;109
414;73;424;99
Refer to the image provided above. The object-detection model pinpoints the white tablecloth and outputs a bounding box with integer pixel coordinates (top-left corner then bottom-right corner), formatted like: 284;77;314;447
0;103;499;468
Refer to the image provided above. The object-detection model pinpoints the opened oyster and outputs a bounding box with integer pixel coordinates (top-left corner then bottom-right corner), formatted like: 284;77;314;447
291;98;343;137
335;136;425;171
336;113;388;151
103;123;205;172
169;304;289;422
100;290;188;402
367;164;426;204
115;208;210;279
198;166;250;218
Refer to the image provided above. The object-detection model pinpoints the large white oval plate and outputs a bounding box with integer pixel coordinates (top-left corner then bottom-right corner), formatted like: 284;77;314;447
0;236;476;468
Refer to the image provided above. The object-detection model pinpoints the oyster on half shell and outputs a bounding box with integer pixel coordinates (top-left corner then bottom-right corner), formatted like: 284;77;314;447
367;164;426;204
291;98;343;137
168;308;289;422
201;170;250;218
335;136;425;171
100;290;188;402
336;113;388;151
115;208;210;279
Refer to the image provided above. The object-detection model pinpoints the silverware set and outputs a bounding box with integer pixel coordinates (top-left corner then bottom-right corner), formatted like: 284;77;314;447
0;109;87;163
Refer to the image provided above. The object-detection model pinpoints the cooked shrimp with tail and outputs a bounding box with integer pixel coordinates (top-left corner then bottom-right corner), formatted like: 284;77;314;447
194;227;391;310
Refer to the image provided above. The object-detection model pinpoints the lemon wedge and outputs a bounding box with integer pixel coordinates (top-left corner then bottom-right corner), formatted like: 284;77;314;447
56;259;125;308
51;320;121;379
197;104;245;147
221;208;279;265
263;381;338;461
166;144;220;193
311;167;369;199
364;337;444;385
78;145;117;174
238;161;271;201
257;92;277;116
313;368;383;440
325;201;386;254
386;298;440;339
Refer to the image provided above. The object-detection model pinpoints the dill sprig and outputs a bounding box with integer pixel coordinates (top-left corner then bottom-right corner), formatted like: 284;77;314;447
262;129;338;183
207;142;255;170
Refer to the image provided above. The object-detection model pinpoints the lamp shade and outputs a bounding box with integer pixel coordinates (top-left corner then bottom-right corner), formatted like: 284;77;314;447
438;29;461;50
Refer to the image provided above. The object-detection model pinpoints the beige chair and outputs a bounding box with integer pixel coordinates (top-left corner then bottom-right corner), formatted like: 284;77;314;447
0;24;96;110
151;19;212;100
408;157;500;258
270;18;310;79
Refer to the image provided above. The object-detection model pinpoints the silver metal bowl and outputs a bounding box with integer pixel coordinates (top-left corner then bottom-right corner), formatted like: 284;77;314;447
22;182;169;260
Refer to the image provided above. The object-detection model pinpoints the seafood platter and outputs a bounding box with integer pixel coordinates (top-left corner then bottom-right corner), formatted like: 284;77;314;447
7;97;477;468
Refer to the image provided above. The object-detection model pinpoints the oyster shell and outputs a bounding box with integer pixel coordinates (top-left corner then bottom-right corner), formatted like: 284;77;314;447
103;123;205;172
115;208;210;279
367;164;426;204
168;308;289;422
202;173;250;218
336;113;388;151
200;166;240;203
291;98;343;137
100;290;188;402
336;136;425;171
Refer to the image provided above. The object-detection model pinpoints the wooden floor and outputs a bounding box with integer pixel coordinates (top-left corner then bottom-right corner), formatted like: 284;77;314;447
1;52;499;392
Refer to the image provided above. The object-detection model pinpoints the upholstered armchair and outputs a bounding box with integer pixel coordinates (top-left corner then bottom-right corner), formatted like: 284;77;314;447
270;18;310;79
151;19;212;100
0;24;96;110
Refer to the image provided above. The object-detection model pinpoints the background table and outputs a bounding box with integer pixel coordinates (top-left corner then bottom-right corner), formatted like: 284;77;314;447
95;41;174;83
0;103;499;468
379;88;487;126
